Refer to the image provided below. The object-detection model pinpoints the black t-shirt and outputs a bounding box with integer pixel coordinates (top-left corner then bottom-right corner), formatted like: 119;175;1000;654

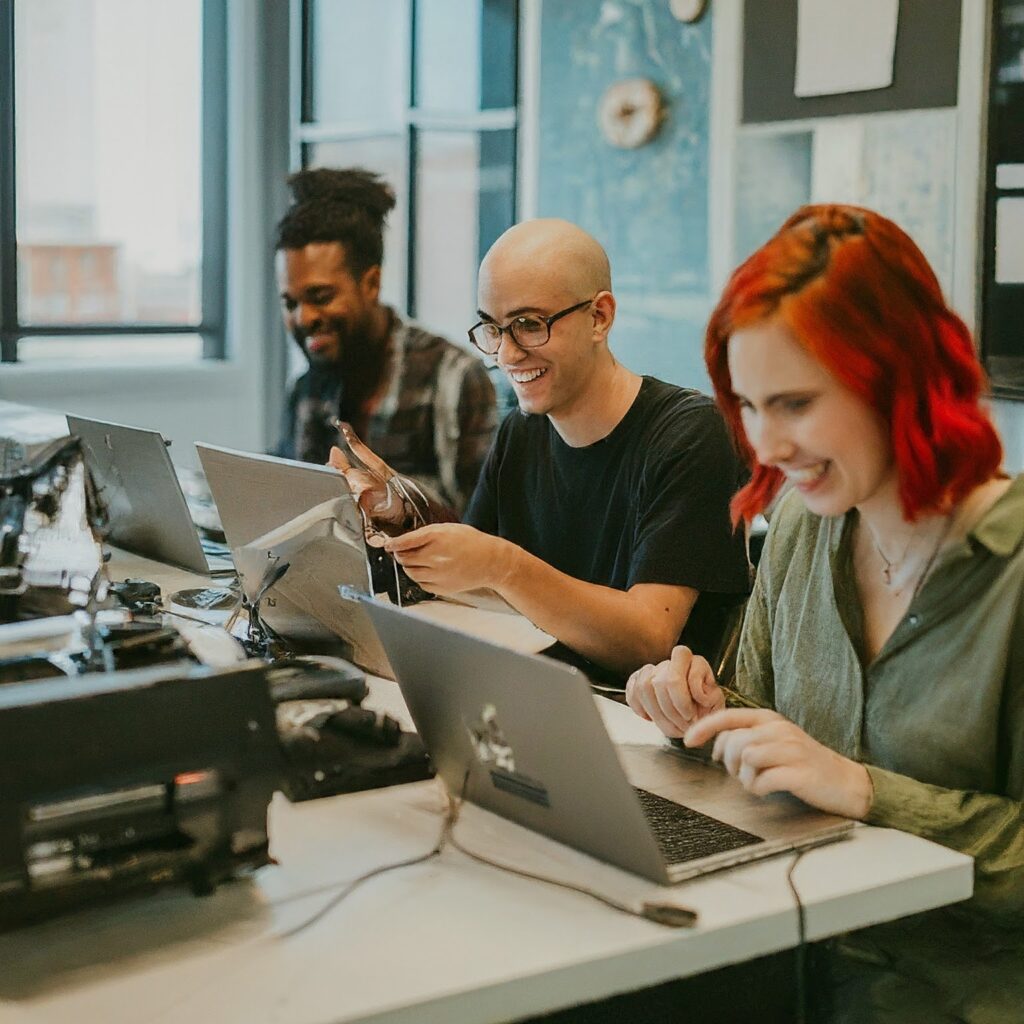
464;377;751;683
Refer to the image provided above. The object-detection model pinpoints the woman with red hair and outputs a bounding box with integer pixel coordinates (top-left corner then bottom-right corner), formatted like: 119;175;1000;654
627;205;1023;1022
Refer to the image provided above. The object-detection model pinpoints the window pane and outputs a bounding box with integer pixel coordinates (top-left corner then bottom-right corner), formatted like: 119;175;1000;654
305;138;409;311
414;0;517;111
413;129;515;340
15;0;203;326
18;334;204;364
309;0;407;126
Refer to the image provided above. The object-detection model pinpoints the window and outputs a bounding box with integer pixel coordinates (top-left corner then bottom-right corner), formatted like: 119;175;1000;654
295;0;519;342
0;0;226;364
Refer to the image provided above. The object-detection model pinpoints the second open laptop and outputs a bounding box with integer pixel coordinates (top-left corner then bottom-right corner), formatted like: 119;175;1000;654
359;597;853;885
67;415;232;574
195;443;359;552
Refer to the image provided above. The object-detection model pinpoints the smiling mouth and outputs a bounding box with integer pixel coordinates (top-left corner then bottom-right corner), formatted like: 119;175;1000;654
306;333;335;354
784;461;829;484
509;368;547;384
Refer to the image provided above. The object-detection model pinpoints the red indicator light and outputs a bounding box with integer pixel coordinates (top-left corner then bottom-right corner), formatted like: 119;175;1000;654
174;770;210;787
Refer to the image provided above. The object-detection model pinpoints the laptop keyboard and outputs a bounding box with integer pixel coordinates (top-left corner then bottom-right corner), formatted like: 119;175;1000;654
634;787;763;865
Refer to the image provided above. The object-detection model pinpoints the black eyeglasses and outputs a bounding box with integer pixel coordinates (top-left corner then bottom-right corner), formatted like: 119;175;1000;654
467;297;595;356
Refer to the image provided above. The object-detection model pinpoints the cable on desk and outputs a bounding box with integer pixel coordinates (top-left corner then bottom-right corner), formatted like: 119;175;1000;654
276;791;457;939
278;773;698;938
160;606;224;630
786;847;810;1024
443;829;697;928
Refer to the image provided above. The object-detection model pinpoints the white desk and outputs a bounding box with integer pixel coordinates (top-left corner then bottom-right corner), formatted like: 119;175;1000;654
0;774;973;1024
0;520;975;1024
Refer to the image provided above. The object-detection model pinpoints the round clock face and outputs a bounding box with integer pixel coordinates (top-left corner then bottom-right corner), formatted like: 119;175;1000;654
669;0;708;23
598;78;666;149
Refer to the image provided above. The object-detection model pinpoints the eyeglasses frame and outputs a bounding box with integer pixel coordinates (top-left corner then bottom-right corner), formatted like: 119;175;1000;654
467;296;597;356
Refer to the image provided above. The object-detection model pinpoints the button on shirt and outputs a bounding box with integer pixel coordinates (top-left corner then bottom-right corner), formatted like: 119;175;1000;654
733;476;1024;1023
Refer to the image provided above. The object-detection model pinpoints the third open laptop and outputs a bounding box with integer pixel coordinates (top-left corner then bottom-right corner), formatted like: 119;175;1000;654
359;597;853;885
67;415;232;574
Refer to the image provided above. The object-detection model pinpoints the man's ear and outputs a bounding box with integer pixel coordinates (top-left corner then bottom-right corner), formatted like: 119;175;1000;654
359;264;382;304
591;290;616;344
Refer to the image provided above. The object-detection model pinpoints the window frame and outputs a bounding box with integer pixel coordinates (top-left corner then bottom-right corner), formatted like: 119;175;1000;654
0;0;228;363
290;0;519;321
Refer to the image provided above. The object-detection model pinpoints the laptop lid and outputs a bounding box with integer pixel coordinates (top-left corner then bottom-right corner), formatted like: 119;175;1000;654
196;444;359;551
67;415;209;574
197;444;389;663
361;598;853;885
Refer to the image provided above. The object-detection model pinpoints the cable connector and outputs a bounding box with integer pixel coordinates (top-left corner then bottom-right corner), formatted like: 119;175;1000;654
640;901;699;928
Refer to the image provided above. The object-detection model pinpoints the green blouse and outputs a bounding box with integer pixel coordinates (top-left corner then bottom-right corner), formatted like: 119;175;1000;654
734;476;1024;1024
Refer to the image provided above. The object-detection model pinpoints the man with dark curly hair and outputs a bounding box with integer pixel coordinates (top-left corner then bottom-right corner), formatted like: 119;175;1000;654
274;167;496;514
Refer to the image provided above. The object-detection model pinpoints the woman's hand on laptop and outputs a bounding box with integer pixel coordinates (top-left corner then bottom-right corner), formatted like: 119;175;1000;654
625;646;725;738
682;709;874;820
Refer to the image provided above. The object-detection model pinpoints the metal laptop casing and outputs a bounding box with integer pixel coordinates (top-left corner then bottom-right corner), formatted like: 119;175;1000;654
67;416;209;573
196;444;360;551
197;444;387;665
361;599;853;885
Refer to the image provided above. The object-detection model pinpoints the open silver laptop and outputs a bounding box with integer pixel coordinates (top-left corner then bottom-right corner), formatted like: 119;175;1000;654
66;415;231;574
360;598;853;885
195;443;357;552
196;443;392;666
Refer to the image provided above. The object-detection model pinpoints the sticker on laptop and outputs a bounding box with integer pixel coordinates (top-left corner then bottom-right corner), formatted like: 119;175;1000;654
465;704;550;808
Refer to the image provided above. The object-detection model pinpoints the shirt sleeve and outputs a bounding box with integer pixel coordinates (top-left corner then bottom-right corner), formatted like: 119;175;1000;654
628;402;750;593
864;595;1024;928
865;769;1024;926
453;360;497;514
272;378;301;459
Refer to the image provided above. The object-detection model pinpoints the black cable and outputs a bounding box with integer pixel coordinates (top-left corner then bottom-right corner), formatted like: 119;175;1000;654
785;847;810;1024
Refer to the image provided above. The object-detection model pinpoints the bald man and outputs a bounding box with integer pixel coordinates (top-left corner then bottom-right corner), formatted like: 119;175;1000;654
359;219;751;686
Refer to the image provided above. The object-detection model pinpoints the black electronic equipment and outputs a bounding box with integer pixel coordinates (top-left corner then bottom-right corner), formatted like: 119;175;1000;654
0;660;282;930
278;705;432;803
267;655;432;802
0;434;107;624
265;656;368;704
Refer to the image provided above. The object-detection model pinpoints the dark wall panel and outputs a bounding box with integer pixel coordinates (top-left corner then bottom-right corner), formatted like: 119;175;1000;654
742;0;962;124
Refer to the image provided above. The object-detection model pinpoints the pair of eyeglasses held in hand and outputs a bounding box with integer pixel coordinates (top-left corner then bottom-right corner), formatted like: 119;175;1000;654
332;421;432;609
467;296;597;356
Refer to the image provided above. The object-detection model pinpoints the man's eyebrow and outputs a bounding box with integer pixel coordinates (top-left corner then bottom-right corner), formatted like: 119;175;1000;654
476;306;544;321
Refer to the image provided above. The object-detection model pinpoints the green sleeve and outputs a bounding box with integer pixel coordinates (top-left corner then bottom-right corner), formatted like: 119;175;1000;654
865;766;1024;926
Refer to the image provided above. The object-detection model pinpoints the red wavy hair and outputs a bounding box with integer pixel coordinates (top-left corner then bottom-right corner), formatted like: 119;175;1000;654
706;205;1003;525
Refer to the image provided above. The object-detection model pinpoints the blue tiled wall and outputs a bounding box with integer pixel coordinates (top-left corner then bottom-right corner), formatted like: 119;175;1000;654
537;0;713;389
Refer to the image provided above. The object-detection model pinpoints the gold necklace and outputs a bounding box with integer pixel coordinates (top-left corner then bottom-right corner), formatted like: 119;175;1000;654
872;534;912;586
871;509;956;599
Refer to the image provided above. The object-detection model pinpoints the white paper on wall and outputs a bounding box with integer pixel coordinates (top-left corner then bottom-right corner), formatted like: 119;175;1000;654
810;121;866;203
795;0;900;98
996;164;1024;191
996;197;1024;285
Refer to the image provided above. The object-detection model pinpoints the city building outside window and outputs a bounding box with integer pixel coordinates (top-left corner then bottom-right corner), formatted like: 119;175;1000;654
0;0;226;364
